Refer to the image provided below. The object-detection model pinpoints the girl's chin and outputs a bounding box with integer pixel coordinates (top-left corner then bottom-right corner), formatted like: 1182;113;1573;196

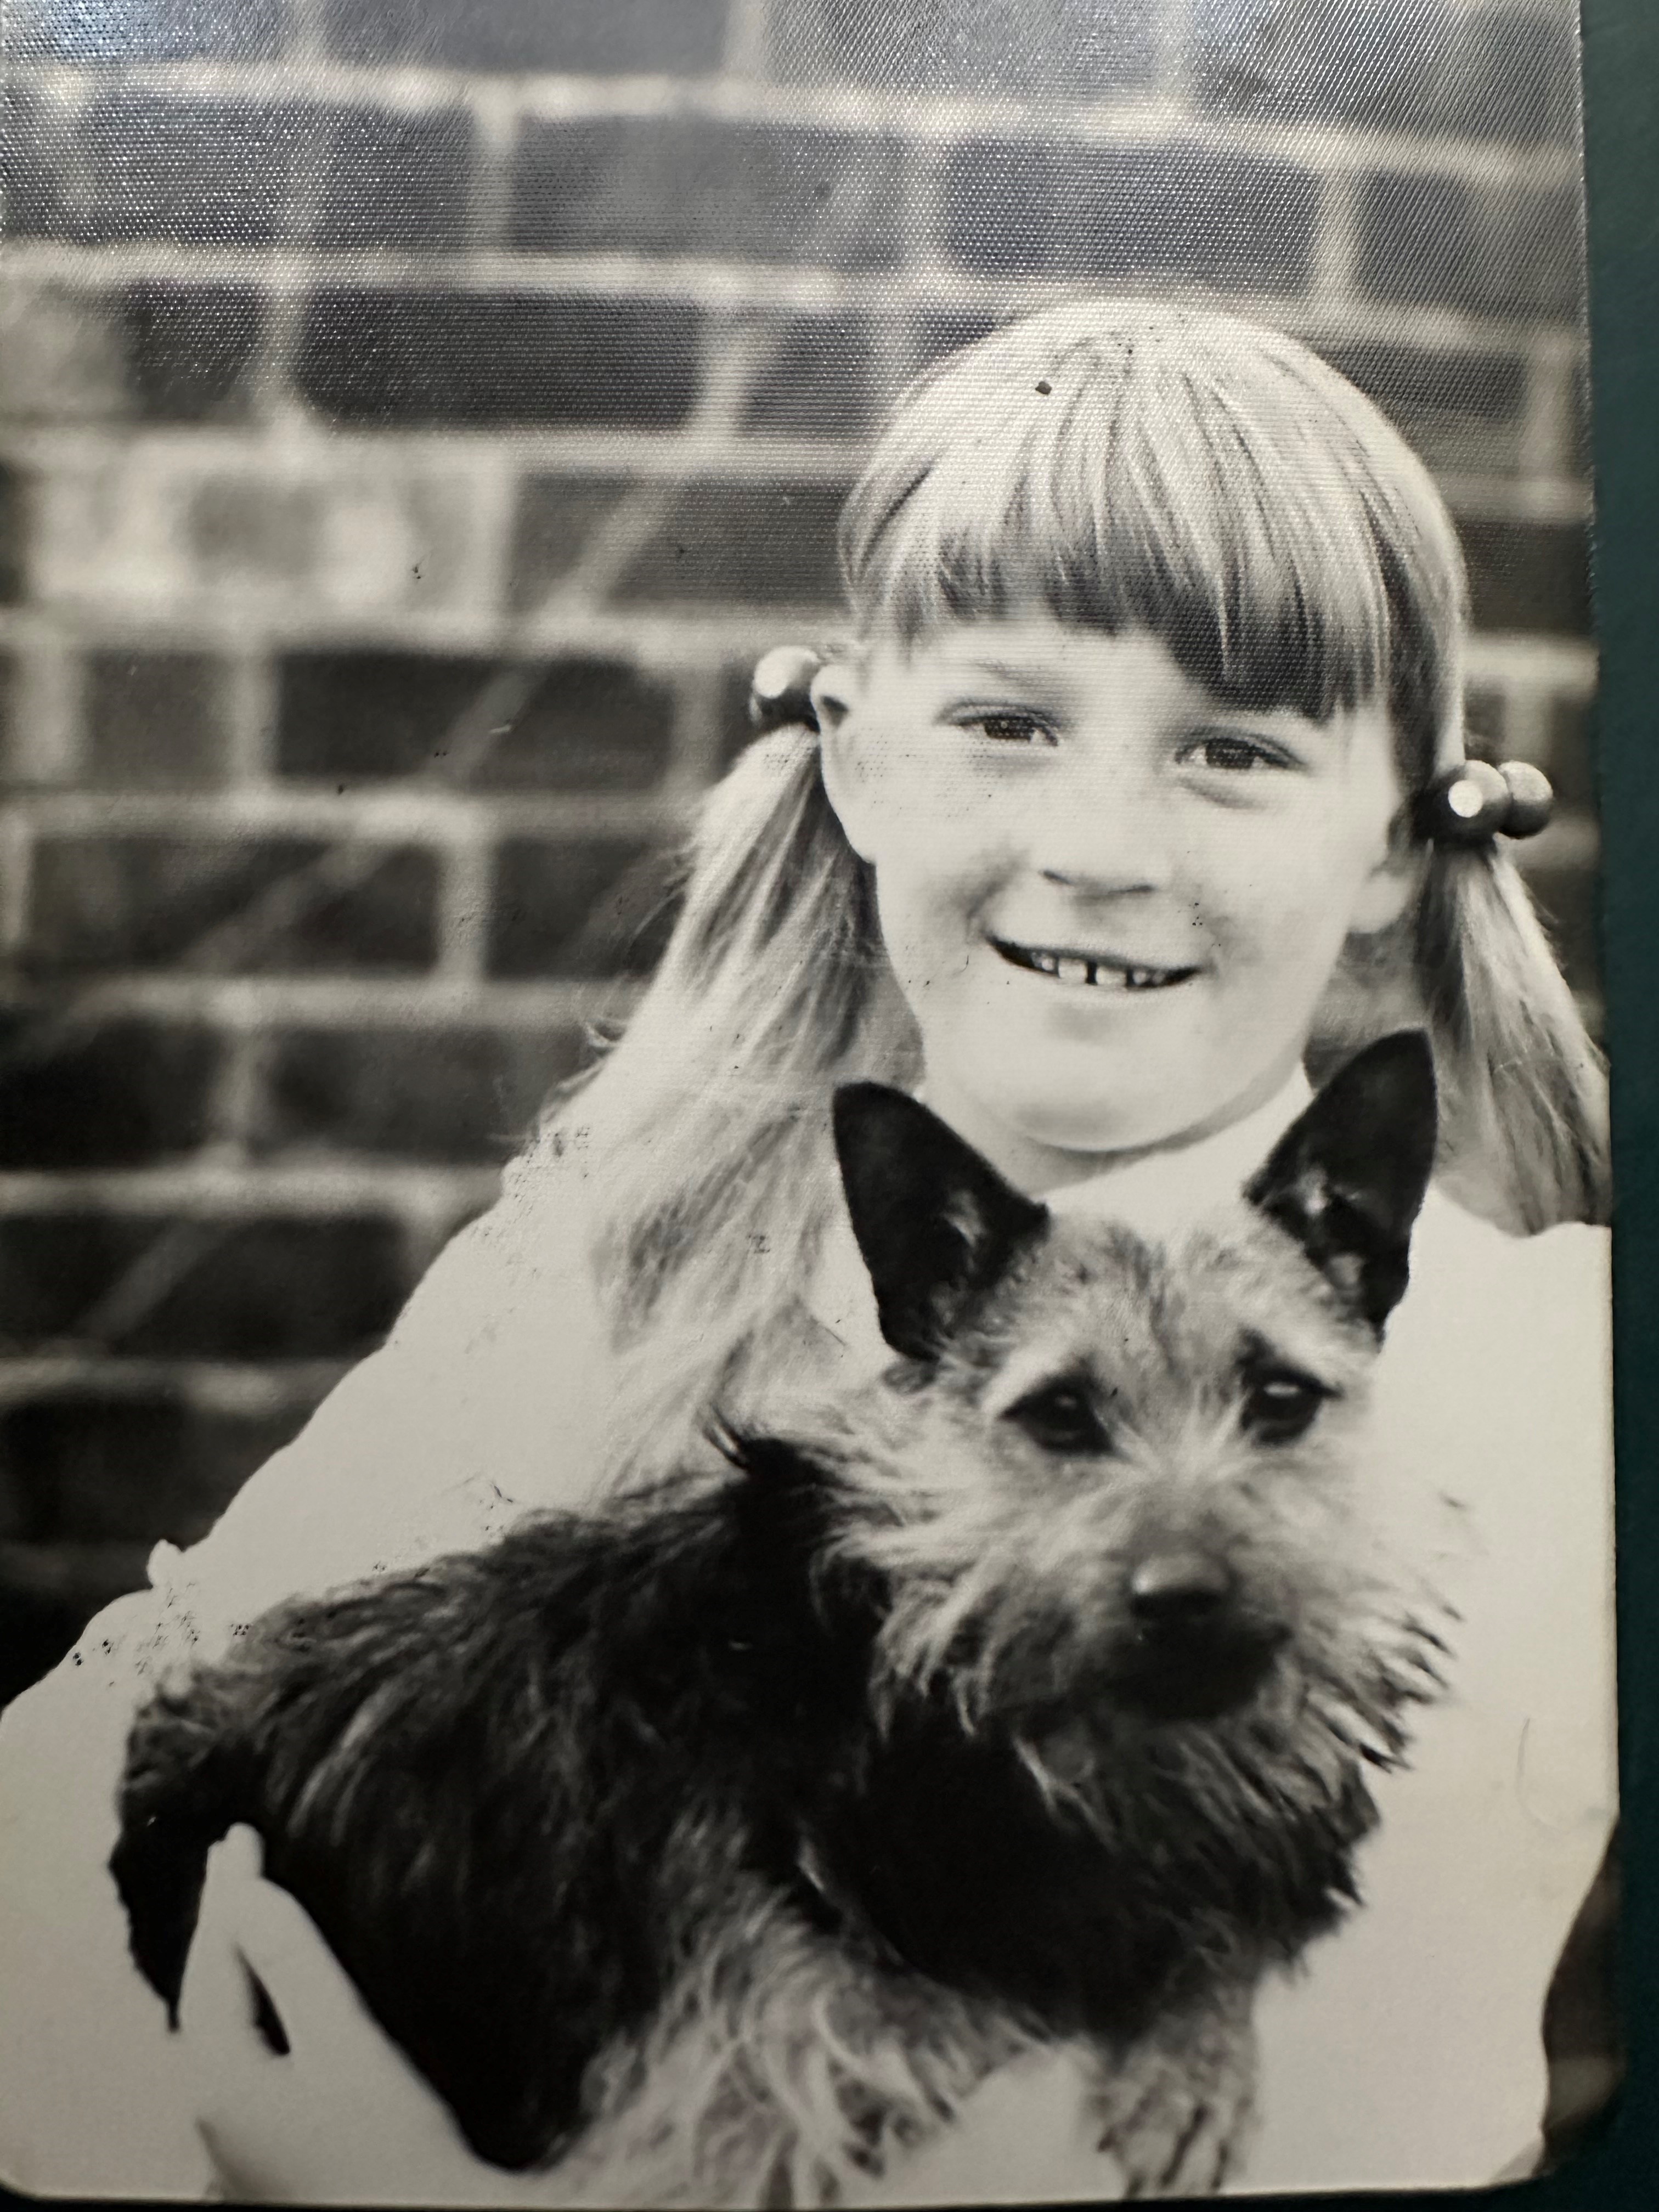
963;1075;1204;1163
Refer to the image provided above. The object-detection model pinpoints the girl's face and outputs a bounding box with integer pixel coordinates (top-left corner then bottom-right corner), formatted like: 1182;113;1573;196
819;620;1417;1191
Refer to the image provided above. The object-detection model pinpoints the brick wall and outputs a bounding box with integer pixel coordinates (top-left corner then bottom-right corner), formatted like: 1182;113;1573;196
0;0;1598;1700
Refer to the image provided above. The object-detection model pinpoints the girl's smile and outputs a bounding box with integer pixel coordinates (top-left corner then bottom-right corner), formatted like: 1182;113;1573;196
818;620;1418;1192
987;940;1198;990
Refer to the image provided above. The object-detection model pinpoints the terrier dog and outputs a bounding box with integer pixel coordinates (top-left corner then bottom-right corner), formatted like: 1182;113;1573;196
112;1032;1448;2204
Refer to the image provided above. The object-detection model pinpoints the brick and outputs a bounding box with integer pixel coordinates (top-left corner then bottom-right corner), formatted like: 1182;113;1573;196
0;1216;163;1347
0;89;78;239
1319;340;1527;476
0;281;131;424
1442;7;1581;146
123;283;268;423
0;1215;410;1361
9;0;287;61
488;837;679;979
276;649;674;791
0;1393;303;1555
511;117;904;272
74;95;321;247
85;651;229;788
0;1017;223;1168
944;140;1320;291
507;475;640;608
1462;684;1505;760
1190;0;1454;131
296;291;703;430
24;836;441;975
1459;518;1591;635
0;283;267;427
1521;855;1601;1002
188;478;319;586
616;479;846;606
0;1564;155;1708
312;106;476;252
251;1024;590;1163
1354;171;1585;320
0;466;24;604
1190;0;1579;146
323;0;728;73
146;466;477;616
1545;693;1598;814
768;0;1158;97
913;309;1000;370
740;314;881;437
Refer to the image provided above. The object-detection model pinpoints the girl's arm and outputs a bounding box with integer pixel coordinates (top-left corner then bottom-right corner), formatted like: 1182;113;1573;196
0;1160;614;2198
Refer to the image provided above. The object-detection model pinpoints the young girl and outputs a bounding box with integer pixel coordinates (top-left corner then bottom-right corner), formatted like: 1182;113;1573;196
0;301;1615;2202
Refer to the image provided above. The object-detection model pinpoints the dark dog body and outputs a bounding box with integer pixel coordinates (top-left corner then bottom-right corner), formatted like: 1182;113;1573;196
114;1036;1447;2202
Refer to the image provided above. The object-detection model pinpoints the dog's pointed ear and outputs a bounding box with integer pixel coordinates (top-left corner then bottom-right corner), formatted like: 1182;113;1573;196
1245;1032;1438;1335
832;1085;1048;1361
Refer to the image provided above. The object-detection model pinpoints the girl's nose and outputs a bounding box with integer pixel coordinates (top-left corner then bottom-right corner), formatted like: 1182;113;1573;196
1026;767;1175;896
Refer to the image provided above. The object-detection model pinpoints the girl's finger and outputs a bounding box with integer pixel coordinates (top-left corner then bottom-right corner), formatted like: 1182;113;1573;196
206;1856;375;2051
178;1833;268;2050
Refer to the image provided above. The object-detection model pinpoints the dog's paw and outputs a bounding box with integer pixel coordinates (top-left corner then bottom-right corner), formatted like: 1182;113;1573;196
1110;2088;1250;2197
1092;1998;1258;2198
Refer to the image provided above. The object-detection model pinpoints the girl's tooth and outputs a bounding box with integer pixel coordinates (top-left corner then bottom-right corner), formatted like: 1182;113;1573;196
1057;957;1090;986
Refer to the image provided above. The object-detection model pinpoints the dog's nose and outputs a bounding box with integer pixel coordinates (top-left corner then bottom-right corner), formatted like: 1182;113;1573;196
1127;1550;1233;1626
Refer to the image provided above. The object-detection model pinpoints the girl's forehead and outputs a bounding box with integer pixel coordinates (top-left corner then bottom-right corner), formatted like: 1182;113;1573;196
871;617;1166;679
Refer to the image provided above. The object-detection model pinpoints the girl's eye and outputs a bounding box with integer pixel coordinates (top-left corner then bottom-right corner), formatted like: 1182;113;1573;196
1239;1366;1333;1446
1182;730;1291;774
1003;1379;1112;1456
957;712;1057;747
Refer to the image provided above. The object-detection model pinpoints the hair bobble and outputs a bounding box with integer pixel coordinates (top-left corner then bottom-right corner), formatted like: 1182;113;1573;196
748;646;824;733
1413;758;1554;847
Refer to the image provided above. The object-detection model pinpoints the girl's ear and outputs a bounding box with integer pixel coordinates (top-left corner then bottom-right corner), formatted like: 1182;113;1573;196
814;659;882;864
809;657;861;735
1347;808;1426;936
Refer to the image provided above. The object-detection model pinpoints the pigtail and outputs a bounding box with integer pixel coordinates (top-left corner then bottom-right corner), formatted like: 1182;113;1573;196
526;727;917;1483
1413;844;1609;1232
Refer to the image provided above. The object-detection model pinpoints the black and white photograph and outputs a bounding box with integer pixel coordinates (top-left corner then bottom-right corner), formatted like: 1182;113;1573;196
0;0;1618;2200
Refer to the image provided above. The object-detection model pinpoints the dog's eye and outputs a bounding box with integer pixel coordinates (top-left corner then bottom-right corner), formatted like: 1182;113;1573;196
1240;1367;1331;1446
1003;1381;1111;1456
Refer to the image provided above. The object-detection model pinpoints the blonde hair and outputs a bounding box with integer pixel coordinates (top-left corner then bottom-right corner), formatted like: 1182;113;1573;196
532;300;1607;1472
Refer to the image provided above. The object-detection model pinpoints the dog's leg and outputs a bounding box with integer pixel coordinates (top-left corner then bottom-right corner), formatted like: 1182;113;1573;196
552;1889;1034;2208
1090;1984;1259;2197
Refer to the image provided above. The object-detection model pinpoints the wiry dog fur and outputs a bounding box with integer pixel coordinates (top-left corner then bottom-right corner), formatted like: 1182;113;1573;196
112;1033;1450;2204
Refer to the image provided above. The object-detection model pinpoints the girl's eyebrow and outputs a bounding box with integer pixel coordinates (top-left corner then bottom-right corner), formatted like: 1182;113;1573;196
939;655;1058;690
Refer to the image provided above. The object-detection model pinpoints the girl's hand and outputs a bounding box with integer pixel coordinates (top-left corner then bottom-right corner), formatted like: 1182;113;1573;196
178;1826;516;2206
182;1829;1126;2208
